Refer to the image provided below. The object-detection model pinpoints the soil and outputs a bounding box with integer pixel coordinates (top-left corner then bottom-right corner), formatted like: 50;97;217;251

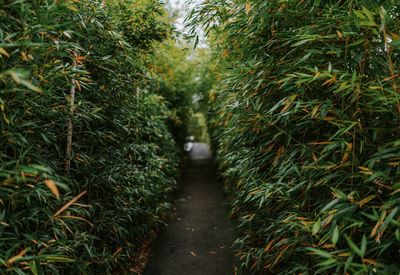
144;143;235;275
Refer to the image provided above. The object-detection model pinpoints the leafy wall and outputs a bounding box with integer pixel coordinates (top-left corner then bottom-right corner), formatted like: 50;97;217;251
191;0;400;273
0;0;184;273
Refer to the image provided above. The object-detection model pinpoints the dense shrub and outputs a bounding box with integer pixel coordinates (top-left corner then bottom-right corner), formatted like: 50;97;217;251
191;0;400;274
0;0;183;273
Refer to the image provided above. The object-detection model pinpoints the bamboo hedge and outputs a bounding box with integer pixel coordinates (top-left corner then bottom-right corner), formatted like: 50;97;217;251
190;0;400;274
0;0;186;273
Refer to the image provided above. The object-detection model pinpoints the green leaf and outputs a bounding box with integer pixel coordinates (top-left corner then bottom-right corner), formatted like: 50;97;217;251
360;234;367;258
312;219;321;235
29;260;38;275
332;226;339;245
307;248;333;259
344;235;363;257
377;207;398;235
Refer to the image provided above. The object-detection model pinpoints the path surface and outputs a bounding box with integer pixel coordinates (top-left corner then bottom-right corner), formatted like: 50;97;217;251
144;143;235;275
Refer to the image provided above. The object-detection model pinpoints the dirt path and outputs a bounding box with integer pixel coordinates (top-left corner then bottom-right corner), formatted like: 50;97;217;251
144;143;235;275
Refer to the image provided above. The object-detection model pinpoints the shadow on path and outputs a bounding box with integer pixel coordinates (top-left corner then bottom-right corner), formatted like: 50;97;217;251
144;143;235;275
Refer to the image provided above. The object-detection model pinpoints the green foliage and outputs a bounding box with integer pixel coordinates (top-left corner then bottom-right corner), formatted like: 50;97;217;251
190;0;400;274
187;111;210;144
150;40;215;144
0;0;182;273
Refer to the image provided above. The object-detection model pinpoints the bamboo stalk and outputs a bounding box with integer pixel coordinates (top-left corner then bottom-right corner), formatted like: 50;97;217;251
65;77;76;174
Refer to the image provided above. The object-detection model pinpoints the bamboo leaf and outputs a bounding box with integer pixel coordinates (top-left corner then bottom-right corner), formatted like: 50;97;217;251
332;226;339;245
245;0;251;16
358;195;375;208
43;179;60;199
312;219;321;235
7;249;28;265
0;47;10;58
344;235;363;257
53;191;86;217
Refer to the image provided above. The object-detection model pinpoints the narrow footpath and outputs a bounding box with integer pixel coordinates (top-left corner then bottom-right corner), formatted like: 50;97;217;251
144;143;235;275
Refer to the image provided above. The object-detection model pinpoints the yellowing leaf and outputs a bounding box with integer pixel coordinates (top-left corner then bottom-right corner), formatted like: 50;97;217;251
9;71;42;93
362;258;378;266
280;101;291;113
66;4;78;12
246;0;251;16
54;191;86;216
371;210;386;238
358;195;376;208
272;250;285;266
222;49;229;58
341;143;353;164
312;152;318;161
273;145;285;165
0;47;10;58
369;86;383;90
44;179;60;199
338;252;351;257
359;166;373;175
74;55;86;64
264;239;275;252
21;51;29;61
112;247;122;257
7;249;28;265
311;105;320;118
2;113;10;124
322;244;335;249
323;76;336;86
309;141;333;145
346;143;353;150
391;32;400;41
324;116;336;121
